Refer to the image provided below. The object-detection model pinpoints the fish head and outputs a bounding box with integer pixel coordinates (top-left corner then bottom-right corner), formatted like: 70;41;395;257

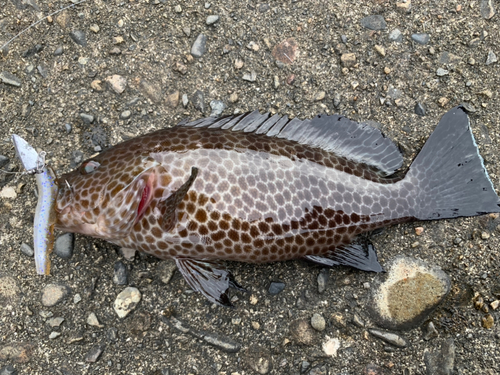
55;144;163;241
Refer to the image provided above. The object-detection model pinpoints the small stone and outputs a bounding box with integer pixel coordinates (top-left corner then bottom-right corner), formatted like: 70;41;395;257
166;90;180;108
77;56;89;65
0;71;21;87
229;92;238;103
191;34;207;58
36;65;48;78
114;287;141;318
352;314;365;327
87;312;103;327
106;74;127;94
273;75;280;89
203;333;241;353
360;15;387;30
322;336;340;357
112;36;124;44
69;30;87;46
47;317;64;327
317;268;329;293
66;332;84;344
314;91;326;101
251;321;260;330
242;71;257;82
388;29;403;42
53;46;63;55
247;41;260;51
139;79;162;103
478;89;493;98
182;94;189;107
341;53;356;67
41;284;69;307
289;319;317;345
415;227;424;235
485;50;497;65
48;332;61;340
249;294;258;305
113;261;128;285
396;0;411;12
120;110;131;120
73;293;82;304
117;19;124;27
191;90;205;113
374;45;385;57
234;59;244;69
436;68;449;76
175;61;188;75
423;321;438;341
157;260;176;284
206;15;219;25
412;33;430;45
182;27;191;37
54;233;74;259
91;80;103;91
490;300;499;310
0;187;16;199
85;345;105;363
311;313;326;331
480;0;496;19
89;24;100;33
268;281;285;295
424;339;455;375
210;100;226;117
482;314;494;329
272;38;298;64
20;243;34;257
174;5;182;13
369;329;407;348
438;97;449;107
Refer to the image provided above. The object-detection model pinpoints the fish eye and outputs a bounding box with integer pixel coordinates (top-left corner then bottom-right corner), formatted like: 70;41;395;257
80;160;101;174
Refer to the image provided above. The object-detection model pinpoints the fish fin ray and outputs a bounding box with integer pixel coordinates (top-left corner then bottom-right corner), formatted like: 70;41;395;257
179;112;403;175
304;239;383;272
175;258;244;307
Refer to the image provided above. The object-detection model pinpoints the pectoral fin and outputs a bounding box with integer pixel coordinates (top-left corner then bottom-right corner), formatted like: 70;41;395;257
160;167;199;232
304;239;383;272
175;258;246;307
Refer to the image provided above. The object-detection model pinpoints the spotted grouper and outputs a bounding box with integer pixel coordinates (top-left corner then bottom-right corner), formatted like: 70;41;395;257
14;106;500;305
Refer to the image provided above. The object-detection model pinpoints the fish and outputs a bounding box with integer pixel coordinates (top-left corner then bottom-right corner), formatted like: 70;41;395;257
12;106;500;306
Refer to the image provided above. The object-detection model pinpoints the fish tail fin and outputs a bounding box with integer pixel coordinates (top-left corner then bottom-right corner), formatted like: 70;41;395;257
406;106;500;220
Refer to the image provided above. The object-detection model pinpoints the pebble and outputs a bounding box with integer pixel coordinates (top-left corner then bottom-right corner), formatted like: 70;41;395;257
317;268;329;293
352;314;364;327
229;92;238;103
120;110;131;120
438;97;449;107
311;313;326;331
203;333;241;353
388;29;403;42
105;74;127;94
272;38;298;64
482;314;494;329
314;91;326;101
77;56;89;65
369;329;407;348
268;281;285;295
412;33;430;45
85;345;105;363
414;102;426;116
157;260;177;284
423;321;438;341
436;68;449;76
0;187;16;199
53;46;63;55
47;317;64;327
89;24;100;33
491;300;499;310
87;312;103;327
396;0;412;12
374;45;385;57
424;339;455;375
54;233;74;259
322;336;340;357
174;62;187;75
174;5;182;13
166;90;180;108
247;41;260;51
243;345;272;374
73;293;82;304
242;71;257;82
340;53;356;67
289;319;317;345
360;15;387;30
48;332;61;340
368;256;450;330
182;27;191;37
0;155;9;169
485;50;497;65
91;80;103;91
41;284;69;307
113;261;128;285
234;59;244;69
210;100;226;117
20;243;33;257
206;15;219;25
139;79;162;103
191;90;206;113
191;34;207;58
114;287;141;318
0;365;17;375
182;94;189;107
69;30;87;46
0;71;21;87
480;0;496;19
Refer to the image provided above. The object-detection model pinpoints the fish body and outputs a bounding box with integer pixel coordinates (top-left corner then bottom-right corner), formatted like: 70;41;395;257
18;107;500;305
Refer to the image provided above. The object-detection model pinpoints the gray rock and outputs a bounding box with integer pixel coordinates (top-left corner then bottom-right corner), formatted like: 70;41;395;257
79;113;94;124
22;44;43;58
182;94;189;107
37;65;48;78
203;333;241;353
191;90;205;113
436;68;449;76
367;256;451;330
65;123;72;133
53;46;63;56
412;33;430;45
0;71;21;87
0;365;17;375
423;321;438;341
369;329;407;348
480;0;496;19
317;268;329;293
242;71;257;82
20;243;34;257
0;155;9;169
69;30;87;46
424;339;455;375
388;29;403;42
268;281;285;295
206;15;219;25
114;287;141;318
485;50;497;65
54;233;74;259
191;34;207;58
415;102;426;116
360;15;387;30
47;317;65;327
48;331;61;340
41;284;69;307
85;345;105;363
310;313;326;331
209;100;226;117
113;261;128;285
120;110;131;120
157;260;176;284
438;51;461;64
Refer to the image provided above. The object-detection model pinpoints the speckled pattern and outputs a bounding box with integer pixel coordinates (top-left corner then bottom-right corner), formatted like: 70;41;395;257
54;108;500;264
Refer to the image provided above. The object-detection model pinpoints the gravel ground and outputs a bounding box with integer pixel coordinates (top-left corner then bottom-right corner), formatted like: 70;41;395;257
1;1;500;374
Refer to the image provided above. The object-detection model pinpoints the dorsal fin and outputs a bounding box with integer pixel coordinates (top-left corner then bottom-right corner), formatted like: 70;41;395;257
179;111;403;175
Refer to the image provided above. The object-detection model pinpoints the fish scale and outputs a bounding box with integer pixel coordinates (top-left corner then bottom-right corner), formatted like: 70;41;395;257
14;107;500;306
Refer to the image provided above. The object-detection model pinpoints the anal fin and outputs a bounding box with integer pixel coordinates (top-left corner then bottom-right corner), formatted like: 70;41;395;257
304;239;383;272
175;258;246;307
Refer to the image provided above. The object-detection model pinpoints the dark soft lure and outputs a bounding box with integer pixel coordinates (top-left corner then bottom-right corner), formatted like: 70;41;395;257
13;106;500;306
